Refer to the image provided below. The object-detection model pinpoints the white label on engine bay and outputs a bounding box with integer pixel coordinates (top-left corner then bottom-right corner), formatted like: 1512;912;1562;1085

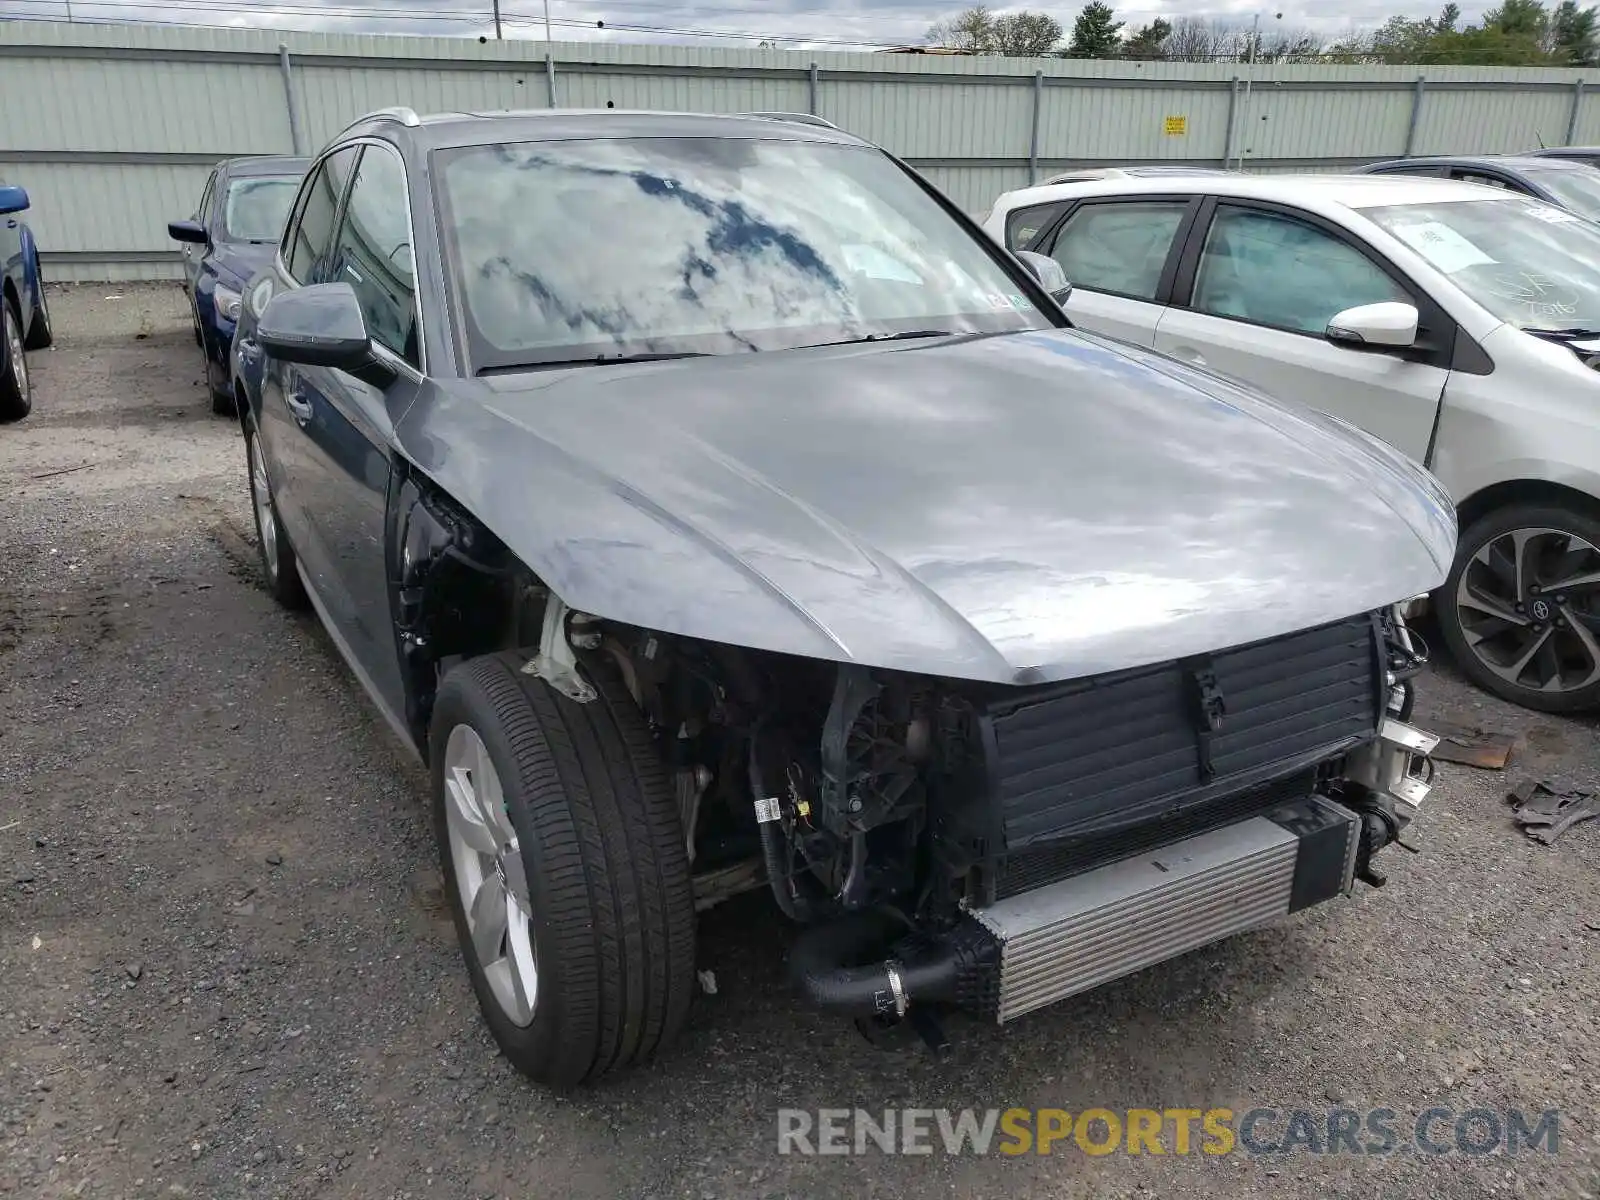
753;796;782;824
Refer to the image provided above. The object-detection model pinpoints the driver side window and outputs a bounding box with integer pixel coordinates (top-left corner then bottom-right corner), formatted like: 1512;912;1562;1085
329;144;418;368
1192;206;1409;336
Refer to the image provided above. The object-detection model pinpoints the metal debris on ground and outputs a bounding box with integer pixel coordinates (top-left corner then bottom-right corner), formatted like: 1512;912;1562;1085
1430;720;1517;770
1508;777;1600;845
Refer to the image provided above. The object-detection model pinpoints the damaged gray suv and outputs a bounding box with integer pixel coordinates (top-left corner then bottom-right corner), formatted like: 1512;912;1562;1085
231;106;1452;1085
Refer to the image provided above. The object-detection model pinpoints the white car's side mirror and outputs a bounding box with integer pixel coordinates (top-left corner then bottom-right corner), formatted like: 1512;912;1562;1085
1326;301;1420;349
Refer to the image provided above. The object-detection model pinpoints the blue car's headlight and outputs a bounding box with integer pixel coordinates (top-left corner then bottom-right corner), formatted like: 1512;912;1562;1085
213;283;242;324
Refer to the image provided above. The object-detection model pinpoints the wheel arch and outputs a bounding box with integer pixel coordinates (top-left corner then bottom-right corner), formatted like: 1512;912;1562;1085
1455;477;1600;534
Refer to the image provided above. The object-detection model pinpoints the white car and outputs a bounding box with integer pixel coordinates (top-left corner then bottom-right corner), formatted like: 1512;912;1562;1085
984;172;1600;713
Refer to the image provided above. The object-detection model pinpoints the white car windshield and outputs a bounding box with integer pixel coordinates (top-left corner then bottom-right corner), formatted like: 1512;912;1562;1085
1360;195;1600;333
434;136;1052;370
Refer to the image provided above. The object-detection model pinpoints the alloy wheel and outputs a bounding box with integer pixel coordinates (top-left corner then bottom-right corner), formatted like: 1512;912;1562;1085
1454;525;1600;695
248;433;278;581
443;724;538;1027
4;303;27;404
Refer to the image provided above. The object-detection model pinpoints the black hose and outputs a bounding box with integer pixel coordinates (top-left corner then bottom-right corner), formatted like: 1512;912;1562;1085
788;909;961;1019
748;726;832;923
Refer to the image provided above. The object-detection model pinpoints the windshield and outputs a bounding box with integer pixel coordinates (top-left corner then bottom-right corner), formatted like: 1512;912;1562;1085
222;176;301;243
434;137;1052;370
1360;195;1600;332
1518;166;1600;222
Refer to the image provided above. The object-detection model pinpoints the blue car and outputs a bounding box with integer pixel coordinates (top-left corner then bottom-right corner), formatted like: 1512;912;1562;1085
170;155;308;415
0;179;52;422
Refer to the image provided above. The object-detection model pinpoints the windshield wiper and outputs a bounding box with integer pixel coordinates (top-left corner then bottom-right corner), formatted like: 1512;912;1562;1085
806;329;957;348
477;351;712;376
1523;326;1600;340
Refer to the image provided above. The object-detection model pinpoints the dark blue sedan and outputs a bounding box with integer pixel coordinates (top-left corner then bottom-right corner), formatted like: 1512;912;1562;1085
170;155;308;415
0;179;51;422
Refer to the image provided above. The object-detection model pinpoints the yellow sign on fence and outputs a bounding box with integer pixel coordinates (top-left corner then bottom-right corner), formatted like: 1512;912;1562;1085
1164;115;1188;136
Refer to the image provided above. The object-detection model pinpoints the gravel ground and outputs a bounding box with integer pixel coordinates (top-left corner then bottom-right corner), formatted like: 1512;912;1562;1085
1;284;1597;1200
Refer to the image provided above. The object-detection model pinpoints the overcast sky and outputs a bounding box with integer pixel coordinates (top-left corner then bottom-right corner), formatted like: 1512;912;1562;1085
0;0;1488;49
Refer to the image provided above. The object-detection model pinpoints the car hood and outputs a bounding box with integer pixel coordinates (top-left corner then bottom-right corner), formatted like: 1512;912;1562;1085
396;329;1455;685
213;241;277;287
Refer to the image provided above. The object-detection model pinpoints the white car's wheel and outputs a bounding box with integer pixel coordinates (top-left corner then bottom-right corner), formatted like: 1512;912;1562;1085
1439;502;1600;712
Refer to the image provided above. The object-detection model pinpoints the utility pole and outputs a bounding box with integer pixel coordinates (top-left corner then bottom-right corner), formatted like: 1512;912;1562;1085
544;0;553;42
492;0;502;39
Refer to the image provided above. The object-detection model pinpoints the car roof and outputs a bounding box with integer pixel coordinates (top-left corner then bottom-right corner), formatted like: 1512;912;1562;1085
1367;153;1592;171
1529;145;1600;156
220;155;311;177
342;108;870;152
1040;165;1230;183
993;171;1503;213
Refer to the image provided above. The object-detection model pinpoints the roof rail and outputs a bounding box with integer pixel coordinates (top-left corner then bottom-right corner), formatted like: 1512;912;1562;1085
340;106;422;134
740;111;840;131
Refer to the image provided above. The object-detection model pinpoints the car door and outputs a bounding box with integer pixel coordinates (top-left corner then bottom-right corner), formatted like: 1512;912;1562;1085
257;145;360;566
284;140;422;717
1027;197;1195;346
0;179;22;304
1152;200;1448;462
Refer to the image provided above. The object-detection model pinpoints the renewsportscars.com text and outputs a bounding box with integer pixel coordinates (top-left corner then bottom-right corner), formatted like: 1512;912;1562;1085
775;1106;1561;1157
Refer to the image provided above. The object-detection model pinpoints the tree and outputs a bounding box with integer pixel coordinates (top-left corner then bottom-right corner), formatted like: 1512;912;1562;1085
1066;1;1124;58
990;10;1064;56
926;5;1063;56
1551;0;1600;63
1485;0;1550;38
926;5;995;52
1122;17;1171;59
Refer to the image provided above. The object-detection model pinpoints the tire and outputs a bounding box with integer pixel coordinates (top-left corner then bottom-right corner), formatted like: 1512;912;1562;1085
200;326;234;417
243;411;308;609
1437;501;1600;713
22;267;52;351
0;294;30;423
430;652;696;1087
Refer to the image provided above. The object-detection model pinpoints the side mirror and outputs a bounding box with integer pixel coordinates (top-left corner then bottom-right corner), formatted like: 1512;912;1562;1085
0;185;30;216
168;219;208;244
1326;301;1419;349
259;283;391;386
1014;250;1074;305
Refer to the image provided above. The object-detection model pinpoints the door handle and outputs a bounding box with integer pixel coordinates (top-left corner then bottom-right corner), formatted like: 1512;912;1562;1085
4;220;16;229
284;386;313;424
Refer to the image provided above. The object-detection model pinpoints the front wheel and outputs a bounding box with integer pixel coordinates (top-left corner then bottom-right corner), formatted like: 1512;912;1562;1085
1437;502;1600;712
431;652;696;1086
0;295;30;423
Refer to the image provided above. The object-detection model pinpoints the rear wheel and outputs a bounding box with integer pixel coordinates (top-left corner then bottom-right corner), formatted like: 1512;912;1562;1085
0;294;30;423
1438;502;1600;712
431;652;696;1086
22;266;52;351
244;412;307;609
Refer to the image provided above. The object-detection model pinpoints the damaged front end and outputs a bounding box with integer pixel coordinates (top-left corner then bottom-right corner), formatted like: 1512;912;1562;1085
750;604;1437;1034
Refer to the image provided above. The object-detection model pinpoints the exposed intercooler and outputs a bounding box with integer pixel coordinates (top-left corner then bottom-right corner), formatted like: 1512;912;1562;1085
966;797;1356;1023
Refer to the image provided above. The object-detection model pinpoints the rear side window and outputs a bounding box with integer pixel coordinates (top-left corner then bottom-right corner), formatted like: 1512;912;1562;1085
1451;170;1515;191
1042;200;1188;301
1005;202;1067;251
328;145;418;367
285;146;358;284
